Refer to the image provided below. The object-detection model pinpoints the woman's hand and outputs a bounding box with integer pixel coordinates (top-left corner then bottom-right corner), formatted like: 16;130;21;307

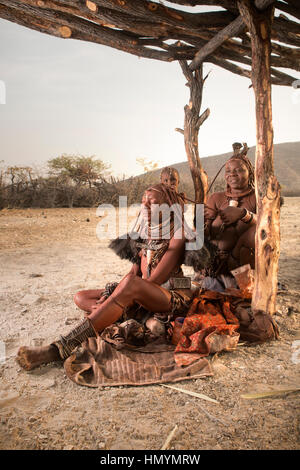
89;296;107;311
219;206;245;225
204;204;217;220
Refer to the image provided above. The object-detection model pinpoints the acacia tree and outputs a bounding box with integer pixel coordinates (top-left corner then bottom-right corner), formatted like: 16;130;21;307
48;154;110;207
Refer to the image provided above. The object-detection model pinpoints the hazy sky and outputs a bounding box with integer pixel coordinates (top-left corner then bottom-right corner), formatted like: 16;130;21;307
1;15;299;177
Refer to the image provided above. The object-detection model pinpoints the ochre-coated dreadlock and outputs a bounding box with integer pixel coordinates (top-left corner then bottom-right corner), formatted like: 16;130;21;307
145;183;185;209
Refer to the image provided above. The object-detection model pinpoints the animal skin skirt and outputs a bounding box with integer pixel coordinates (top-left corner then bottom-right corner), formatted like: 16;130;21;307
168;288;195;316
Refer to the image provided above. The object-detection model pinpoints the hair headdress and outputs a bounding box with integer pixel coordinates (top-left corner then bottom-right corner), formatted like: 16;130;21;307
208;142;255;194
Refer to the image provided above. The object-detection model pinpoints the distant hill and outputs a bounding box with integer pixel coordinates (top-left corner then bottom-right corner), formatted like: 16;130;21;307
142;141;300;198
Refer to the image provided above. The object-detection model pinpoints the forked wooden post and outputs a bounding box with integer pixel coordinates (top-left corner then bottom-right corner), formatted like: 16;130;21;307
238;0;281;315
176;60;210;205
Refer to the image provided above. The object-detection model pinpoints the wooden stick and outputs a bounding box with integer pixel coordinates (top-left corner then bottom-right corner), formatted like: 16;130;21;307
160;424;178;450
161;384;219;403
241;387;300;399
160;384;227;425
190;16;245;70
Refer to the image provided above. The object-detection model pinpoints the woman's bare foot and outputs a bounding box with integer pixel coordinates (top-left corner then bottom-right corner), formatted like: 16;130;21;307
16;344;61;371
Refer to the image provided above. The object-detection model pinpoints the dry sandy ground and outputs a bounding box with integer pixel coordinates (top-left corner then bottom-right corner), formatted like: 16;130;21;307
0;200;299;451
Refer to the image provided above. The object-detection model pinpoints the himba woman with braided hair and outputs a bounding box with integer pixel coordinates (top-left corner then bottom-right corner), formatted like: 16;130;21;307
204;142;257;275
159;166;189;206
17;183;210;371
160;166;180;192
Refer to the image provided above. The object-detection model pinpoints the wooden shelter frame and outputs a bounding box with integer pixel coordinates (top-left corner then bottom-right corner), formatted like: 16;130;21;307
1;0;299;317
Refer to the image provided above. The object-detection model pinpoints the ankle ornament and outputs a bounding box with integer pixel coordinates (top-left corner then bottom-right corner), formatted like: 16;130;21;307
52;318;97;360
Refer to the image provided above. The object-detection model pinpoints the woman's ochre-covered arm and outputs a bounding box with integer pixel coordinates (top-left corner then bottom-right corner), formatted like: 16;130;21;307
204;193;219;238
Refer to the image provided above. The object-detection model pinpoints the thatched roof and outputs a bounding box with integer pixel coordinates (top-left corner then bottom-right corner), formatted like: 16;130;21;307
0;1;299;86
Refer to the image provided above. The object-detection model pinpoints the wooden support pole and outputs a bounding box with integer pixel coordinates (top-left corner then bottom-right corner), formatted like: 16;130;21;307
238;0;281;316
177;60;209;205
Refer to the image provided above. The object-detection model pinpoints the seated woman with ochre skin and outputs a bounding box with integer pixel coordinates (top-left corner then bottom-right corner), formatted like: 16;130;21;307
16;184;199;371
204;153;257;274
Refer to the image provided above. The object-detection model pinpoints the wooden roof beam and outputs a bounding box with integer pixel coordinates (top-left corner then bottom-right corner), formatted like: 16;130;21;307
189;15;245;70
93;0;235;29
0;0;298;80
286;0;300;9
183;31;300;69
165;0;236;7
32;0;176;38
0;0;207;36
208;56;252;79
209;55;295;85
275;1;300;21
213;43;300;72
165;39;299;76
164;0;238;14
189;0;276;70
0;1;173;61
4;0;237;40
22;0;299;45
196;31;300;68
274;15;300;35
273;29;300;47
